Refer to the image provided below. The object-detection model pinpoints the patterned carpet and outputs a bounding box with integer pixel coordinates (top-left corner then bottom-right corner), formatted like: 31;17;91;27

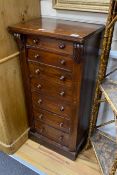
91;129;117;175
0;152;40;175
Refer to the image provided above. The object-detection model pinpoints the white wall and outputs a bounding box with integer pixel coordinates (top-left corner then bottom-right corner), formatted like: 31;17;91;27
41;0;107;24
40;0;117;124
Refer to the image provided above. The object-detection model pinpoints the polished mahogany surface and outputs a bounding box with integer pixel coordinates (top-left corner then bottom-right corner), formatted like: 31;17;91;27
9;17;104;42
9;18;104;160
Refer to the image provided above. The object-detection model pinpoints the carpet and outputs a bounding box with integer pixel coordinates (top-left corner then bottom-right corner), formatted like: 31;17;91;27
0;152;42;175
91;130;117;175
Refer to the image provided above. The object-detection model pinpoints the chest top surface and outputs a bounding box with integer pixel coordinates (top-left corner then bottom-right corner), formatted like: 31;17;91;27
8;17;104;43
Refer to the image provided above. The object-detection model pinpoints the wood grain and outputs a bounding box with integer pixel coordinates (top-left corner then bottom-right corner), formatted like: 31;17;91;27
27;36;73;55
15;139;101;175
0;57;28;144
33;108;70;133
0;0;40;58
0;52;19;63
0;0;40;153
28;61;73;88
8;18;104;43
28;49;73;71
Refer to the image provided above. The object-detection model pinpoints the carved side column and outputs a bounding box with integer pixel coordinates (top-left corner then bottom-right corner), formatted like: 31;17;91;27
13;32;35;131
73;43;84;64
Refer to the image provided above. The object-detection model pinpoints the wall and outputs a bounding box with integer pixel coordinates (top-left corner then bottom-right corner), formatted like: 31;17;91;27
41;0;107;24
40;0;117;124
0;0;41;154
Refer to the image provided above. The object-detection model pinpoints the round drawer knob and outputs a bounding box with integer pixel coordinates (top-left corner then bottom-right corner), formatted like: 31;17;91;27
59;136;63;142
38;114;43;120
60;76;65;81
60;106;64;111
33;39;39;44
37;84;42;89
38;99;42;104
60;123;64;128
35;69;40;74
35;54;40;59
59;43;65;49
60;91;65;96
60;60;65;65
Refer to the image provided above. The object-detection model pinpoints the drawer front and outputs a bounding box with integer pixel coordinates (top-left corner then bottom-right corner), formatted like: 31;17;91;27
35;121;69;147
32;92;72;118
33;108;70;133
28;62;72;88
27;36;73;55
30;77;73;102
28;49;73;71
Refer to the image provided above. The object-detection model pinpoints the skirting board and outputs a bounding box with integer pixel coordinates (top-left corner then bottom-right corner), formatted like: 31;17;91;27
0;128;29;154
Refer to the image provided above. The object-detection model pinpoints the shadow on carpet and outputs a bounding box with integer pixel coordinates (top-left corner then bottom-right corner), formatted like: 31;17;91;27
0;152;40;175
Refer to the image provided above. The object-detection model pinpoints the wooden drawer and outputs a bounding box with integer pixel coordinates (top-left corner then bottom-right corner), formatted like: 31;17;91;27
33;108;70;133
28;61;72;88
30;77;73;102
32;92;72;118
27;36;73;55
35;121;69;147
28;49;73;71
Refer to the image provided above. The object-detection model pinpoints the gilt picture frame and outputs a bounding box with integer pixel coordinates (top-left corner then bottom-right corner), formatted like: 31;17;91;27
53;0;110;13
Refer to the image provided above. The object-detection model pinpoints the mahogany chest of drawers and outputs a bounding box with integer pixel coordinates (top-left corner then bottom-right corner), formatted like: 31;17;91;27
9;18;104;160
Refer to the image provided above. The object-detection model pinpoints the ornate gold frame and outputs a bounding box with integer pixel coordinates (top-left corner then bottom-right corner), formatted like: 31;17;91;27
53;0;110;13
85;0;117;174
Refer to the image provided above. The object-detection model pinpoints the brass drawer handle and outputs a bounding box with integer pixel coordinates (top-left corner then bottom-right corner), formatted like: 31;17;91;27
60;123;64;128
59;136;64;142
60;91;65;96
60;106;64;111
59;43;65;49
37;84;42;89
60;60;65;65
33;39;39;44
38;99;42;104
35;69;40;74
38;114;43;120
35;54;40;59
60;76;65;81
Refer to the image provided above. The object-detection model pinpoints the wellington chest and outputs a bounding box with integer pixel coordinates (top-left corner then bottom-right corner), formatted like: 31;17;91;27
9;18;104;160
